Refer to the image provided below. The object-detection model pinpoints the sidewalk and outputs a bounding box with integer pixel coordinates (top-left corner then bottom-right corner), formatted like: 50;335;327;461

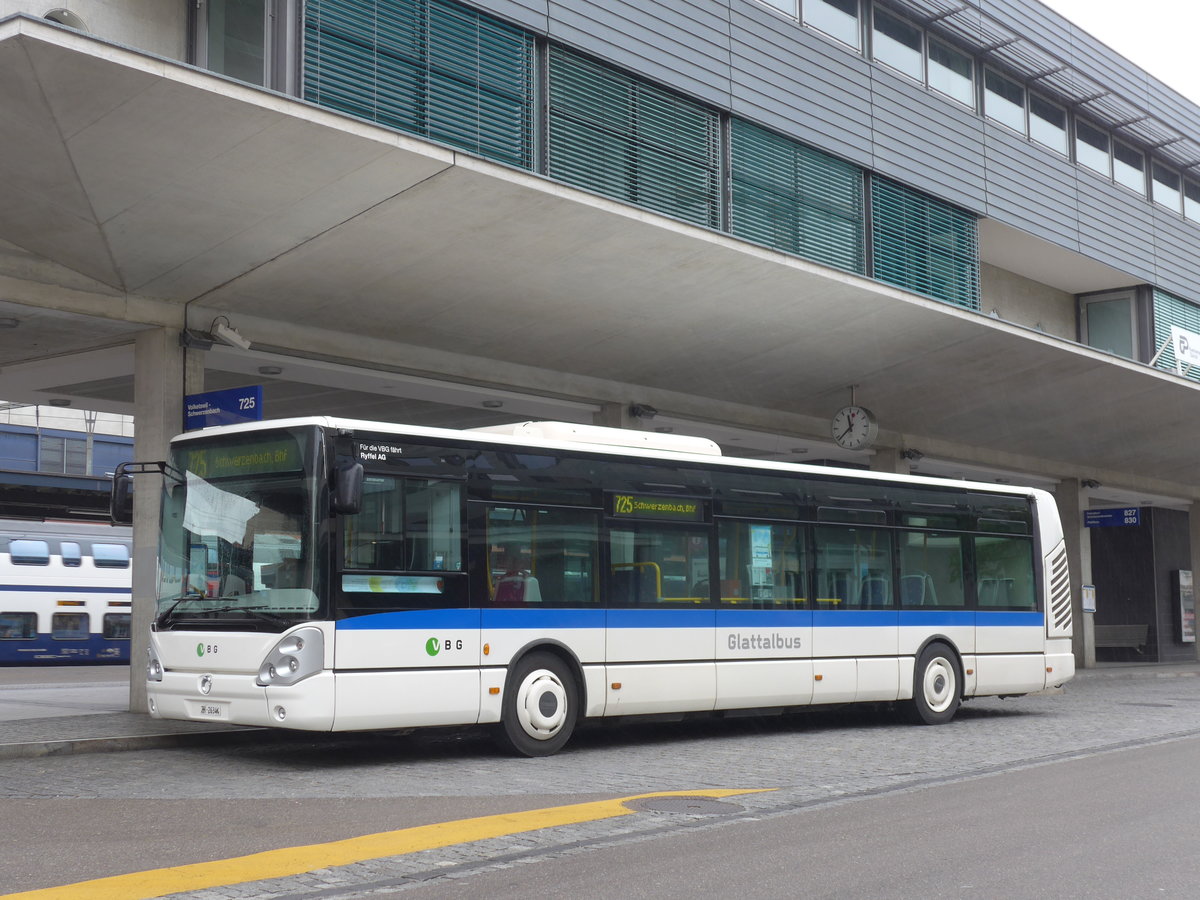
2;661;1198;761
0;666;265;760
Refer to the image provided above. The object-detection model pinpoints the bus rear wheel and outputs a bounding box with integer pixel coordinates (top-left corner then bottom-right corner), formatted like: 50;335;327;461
497;651;578;757
908;642;960;725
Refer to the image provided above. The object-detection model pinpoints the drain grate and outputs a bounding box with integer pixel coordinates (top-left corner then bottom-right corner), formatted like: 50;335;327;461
624;796;745;816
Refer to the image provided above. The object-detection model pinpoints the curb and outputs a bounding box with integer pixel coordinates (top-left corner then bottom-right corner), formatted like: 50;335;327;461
0;726;269;760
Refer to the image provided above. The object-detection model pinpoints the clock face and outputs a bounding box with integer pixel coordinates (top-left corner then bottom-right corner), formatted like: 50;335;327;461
831;405;878;450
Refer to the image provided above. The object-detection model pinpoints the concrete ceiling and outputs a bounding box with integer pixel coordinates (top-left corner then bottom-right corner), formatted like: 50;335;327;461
2;17;1200;493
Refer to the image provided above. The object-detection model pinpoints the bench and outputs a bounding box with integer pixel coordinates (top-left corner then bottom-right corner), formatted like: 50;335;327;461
1094;623;1149;653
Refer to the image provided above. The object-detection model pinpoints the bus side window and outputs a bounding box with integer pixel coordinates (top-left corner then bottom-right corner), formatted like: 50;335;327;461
973;535;1035;609
482;506;598;606
61;542;82;567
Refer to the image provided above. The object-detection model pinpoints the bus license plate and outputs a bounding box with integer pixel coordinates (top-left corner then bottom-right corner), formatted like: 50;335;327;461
194;702;225;719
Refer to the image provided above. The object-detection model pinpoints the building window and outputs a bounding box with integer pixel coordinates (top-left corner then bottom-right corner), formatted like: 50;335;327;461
546;47;721;229
1075;119;1110;176
730;118;865;274
758;0;798;15
983;69;1025;134
870;176;980;311
871;6;922;81
304;0;536;170
204;0;266;85
39;435;87;475
804;0;861;49
1152;164;1182;212
1185;180;1200;222
1112;142;1145;195
927;38;973;108
1080;290;1138;359
1029;94;1067;155
1151;289;1200;380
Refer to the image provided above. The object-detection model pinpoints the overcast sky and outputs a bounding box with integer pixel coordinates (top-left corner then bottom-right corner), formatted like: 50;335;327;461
1040;1;1200;105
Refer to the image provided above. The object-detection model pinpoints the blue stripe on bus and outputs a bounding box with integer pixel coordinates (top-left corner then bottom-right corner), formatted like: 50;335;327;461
336;609;482;631
483;608;606;629
0;585;132;594
335;607;1045;630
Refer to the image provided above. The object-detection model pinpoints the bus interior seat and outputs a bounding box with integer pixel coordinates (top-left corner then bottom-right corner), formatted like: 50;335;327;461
900;573;937;607
493;573;541;605
859;576;890;607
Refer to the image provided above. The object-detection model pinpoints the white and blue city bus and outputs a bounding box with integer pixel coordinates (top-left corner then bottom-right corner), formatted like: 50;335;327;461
114;417;1074;755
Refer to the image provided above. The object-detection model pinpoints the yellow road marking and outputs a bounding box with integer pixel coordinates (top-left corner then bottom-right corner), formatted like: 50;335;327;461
5;788;769;900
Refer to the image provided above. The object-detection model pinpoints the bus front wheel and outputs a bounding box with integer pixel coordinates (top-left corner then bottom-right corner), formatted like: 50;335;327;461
908;643;960;725
497;651;578;757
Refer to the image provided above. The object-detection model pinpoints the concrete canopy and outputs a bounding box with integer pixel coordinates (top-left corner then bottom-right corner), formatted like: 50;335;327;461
1;17;1199;493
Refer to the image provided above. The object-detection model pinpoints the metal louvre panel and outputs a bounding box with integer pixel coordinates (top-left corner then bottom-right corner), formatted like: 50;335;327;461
870;176;980;310
546;47;721;229
303;0;534;170
1047;542;1072;636
1151;289;1200;382
729;118;864;274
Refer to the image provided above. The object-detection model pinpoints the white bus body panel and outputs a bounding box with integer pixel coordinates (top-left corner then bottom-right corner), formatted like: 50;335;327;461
333;670;480;730
603;662;715;715
716;660;814;708
604;609;715;714
974;653;1047;695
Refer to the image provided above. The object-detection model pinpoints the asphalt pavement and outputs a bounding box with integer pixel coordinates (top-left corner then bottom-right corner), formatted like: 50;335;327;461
1;660;1198;761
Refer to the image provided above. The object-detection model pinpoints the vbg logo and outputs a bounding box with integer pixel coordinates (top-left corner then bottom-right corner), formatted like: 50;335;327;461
425;636;464;656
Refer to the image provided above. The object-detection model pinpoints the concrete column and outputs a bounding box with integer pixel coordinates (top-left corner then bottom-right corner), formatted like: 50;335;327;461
129;329;199;712
1055;478;1094;668
869;447;911;476
1188;502;1200;661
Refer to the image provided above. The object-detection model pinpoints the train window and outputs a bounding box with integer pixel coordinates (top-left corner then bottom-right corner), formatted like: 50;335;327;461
51;612;89;640
61;542;82;567
92;543;131;568
102;613;131;639
9;540;50;565
0;612;37;639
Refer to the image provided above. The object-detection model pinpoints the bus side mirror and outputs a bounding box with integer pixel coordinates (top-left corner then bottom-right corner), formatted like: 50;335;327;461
331;461;363;515
111;472;134;524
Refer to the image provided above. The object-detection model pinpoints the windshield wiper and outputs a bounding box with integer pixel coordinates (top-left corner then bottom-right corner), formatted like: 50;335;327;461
158;597;292;628
196;604;293;627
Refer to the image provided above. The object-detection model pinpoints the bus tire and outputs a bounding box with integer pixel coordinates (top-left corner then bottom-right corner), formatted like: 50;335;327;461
497;651;578;757
908;642;960;725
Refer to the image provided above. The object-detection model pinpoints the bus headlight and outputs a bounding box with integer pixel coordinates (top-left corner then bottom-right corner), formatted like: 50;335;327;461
147;649;163;682
257;627;324;687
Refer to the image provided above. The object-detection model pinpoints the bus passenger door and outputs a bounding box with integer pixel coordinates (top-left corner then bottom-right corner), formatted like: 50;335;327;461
604;522;716;715
812;524;899;703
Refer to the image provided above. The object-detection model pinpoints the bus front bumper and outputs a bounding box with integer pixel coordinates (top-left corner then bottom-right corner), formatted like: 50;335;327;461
148;669;335;731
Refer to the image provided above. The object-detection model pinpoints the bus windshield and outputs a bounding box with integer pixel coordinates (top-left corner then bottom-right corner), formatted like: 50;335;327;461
156;429;321;630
